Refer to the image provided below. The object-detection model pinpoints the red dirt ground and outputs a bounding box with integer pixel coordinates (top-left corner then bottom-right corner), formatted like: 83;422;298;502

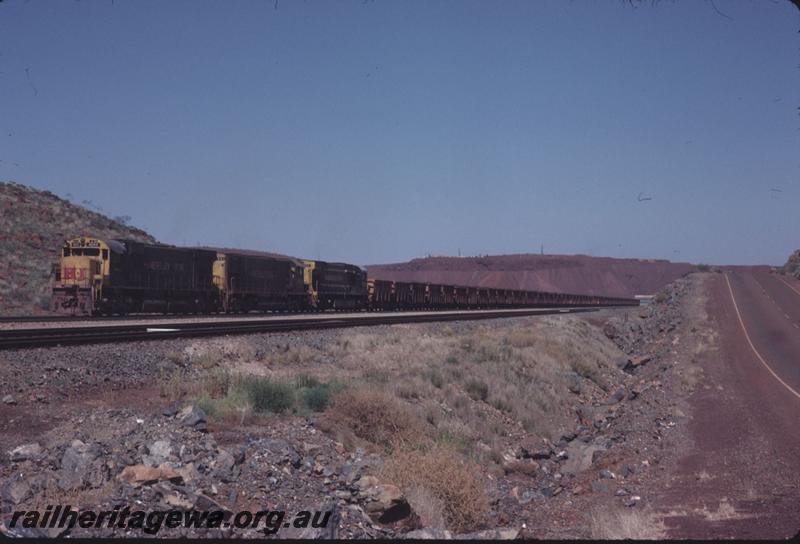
651;269;800;539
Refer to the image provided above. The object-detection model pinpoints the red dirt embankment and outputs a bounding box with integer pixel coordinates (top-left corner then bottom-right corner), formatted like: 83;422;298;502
367;254;696;297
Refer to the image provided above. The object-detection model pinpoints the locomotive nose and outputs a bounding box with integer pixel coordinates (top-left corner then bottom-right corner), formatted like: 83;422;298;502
52;256;102;316
59;256;93;285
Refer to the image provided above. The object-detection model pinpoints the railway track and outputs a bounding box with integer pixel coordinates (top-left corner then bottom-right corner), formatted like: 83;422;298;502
0;312;329;323
0;306;614;350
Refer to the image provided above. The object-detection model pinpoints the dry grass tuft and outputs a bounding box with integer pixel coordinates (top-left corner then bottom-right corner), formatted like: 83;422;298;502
404;485;447;530
589;508;666;540
159;367;231;401
379;444;489;532
324;387;427;452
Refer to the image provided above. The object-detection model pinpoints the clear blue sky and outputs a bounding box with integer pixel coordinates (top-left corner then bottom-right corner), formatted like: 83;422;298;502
1;0;797;266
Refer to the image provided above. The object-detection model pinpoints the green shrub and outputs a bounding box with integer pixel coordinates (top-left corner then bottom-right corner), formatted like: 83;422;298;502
437;430;472;452
303;384;331;412
364;368;391;383
429;370;445;389
193;351;222;369
295;374;321;389
239;377;295;413
195;396;219;417
465;379;489;402
489;396;513;413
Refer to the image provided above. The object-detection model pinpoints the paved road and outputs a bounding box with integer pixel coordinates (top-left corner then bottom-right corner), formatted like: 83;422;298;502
658;269;800;539
726;267;800;397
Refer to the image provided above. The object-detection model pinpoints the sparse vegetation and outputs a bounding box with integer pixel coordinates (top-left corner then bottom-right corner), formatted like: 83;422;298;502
160;366;342;420
297;374;345;412
323;387;427;453
313;318;622;449
589;508;666;540
240;376;295;413
697;263;721;273
164;317;623;462
781;249;800;280
380;444;489;532
465;378;489;401
428;369;445;389
192;350;223;370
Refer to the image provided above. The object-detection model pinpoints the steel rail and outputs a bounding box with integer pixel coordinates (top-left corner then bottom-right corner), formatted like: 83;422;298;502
0;306;624;350
0;312;328;323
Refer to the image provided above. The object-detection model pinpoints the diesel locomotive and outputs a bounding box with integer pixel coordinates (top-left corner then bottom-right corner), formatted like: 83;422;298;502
51;236;637;316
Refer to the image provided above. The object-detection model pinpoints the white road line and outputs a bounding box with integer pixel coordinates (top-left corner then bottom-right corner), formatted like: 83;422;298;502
778;275;800;297
725;273;800;401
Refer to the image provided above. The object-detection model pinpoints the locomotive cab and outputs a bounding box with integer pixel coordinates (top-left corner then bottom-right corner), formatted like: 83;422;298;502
51;237;113;315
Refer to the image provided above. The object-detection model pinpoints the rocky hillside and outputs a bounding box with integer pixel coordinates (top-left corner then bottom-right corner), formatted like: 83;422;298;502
367;254;696;298
0;182;155;316
781;250;800;279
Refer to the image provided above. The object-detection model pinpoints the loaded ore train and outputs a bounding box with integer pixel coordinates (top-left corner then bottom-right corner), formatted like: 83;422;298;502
51;237;638;316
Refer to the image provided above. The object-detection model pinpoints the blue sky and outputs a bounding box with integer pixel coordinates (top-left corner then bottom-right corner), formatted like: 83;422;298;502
1;0;797;265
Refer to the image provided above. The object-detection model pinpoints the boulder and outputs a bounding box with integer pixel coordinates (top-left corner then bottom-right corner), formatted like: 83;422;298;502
175;463;200;485
560;443;606;475
213;449;241;482
624;355;651;373
519;438;551;460
623;495;641;507
607;388;626;405
614;357;631;371
365;484;412;524
261;438;301;468
2;476;31;504
404;528;453;539
162;402;181;417
193;492;231;513
149;440;173;460
177;405;207;432
58;440;102;490
355;475;380;490
599;469;615;480
8;442;42;462
502;459;539;476
118;463;183;486
591;481;610;494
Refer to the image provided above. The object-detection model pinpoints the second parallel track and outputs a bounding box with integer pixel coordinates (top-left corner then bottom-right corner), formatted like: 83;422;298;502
0;306;618;350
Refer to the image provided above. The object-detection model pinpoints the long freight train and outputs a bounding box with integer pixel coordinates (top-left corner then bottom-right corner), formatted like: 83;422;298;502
51;237;638;316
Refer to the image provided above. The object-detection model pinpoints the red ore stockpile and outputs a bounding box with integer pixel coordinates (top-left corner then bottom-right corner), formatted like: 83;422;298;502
367;254;696;298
